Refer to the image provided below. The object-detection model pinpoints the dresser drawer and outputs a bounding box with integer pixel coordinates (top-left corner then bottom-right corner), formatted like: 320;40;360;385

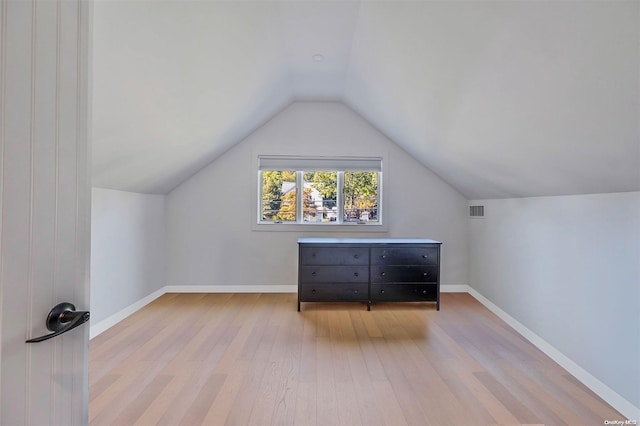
300;283;368;302
371;265;438;283
300;247;369;265
370;284;437;302
371;247;438;265
300;265;369;283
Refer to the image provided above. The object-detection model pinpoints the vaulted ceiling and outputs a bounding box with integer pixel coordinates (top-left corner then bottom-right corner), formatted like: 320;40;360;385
92;0;639;199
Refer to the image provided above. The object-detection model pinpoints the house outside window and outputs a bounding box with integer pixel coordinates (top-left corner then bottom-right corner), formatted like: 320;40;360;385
258;156;382;226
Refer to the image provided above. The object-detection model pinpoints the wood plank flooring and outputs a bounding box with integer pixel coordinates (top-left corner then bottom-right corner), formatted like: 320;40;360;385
89;293;623;425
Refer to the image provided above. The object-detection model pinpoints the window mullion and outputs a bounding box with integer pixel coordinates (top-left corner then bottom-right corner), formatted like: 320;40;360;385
296;171;304;223
257;170;263;222
337;171;344;224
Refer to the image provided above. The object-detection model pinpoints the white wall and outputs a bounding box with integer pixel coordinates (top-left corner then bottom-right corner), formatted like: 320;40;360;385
166;102;468;289
91;188;166;323
469;191;640;413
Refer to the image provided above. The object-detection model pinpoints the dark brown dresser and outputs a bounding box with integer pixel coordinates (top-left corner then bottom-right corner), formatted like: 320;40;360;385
297;238;442;311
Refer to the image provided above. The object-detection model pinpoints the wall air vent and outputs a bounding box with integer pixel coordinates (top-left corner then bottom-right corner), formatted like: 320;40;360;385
470;205;485;217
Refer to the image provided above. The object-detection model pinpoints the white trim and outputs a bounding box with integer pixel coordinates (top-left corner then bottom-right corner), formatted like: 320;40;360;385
255;158;384;229
252;221;387;232
165;284;297;293
440;284;471;293
467;287;640;421
89;287;165;339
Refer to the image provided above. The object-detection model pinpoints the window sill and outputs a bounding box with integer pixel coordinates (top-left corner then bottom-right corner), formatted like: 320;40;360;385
252;222;388;233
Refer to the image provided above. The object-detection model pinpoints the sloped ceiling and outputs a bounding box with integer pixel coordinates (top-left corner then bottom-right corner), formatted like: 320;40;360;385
92;0;639;198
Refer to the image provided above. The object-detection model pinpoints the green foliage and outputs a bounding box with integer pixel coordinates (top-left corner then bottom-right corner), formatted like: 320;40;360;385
277;190;296;221
261;170;296;221
304;171;337;208
344;171;378;211
262;170;378;222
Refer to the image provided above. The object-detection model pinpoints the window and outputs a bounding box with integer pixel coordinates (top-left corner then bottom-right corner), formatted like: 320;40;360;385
258;156;382;226
261;170;297;222
302;171;337;222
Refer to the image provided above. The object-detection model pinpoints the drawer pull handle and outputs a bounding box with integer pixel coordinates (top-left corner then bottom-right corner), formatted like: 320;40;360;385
311;289;317;294
354;272;359;277
422;290;427;294
311;271;316;277
381;255;387;259
354;290;358;294
423;254;428;259
381;272;386;277
423;272;428;276
354;254;359;259
380;290;385;294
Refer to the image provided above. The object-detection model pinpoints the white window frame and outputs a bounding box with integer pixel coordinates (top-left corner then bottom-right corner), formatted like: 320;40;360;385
255;155;385;231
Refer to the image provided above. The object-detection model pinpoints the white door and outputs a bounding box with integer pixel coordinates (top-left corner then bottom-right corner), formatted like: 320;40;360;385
1;1;91;424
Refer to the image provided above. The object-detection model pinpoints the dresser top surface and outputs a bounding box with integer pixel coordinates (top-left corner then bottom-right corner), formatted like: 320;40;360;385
298;237;441;245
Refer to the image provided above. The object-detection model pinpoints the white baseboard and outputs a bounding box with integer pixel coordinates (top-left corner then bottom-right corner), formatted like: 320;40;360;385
164;284;297;293
89;287;165;339
440;284;471;293
467;287;640;421
170;284;465;294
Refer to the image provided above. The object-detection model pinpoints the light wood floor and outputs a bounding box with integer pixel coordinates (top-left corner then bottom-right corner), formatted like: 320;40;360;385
89;293;622;425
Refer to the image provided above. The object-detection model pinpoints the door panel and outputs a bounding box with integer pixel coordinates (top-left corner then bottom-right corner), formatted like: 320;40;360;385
1;1;91;425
